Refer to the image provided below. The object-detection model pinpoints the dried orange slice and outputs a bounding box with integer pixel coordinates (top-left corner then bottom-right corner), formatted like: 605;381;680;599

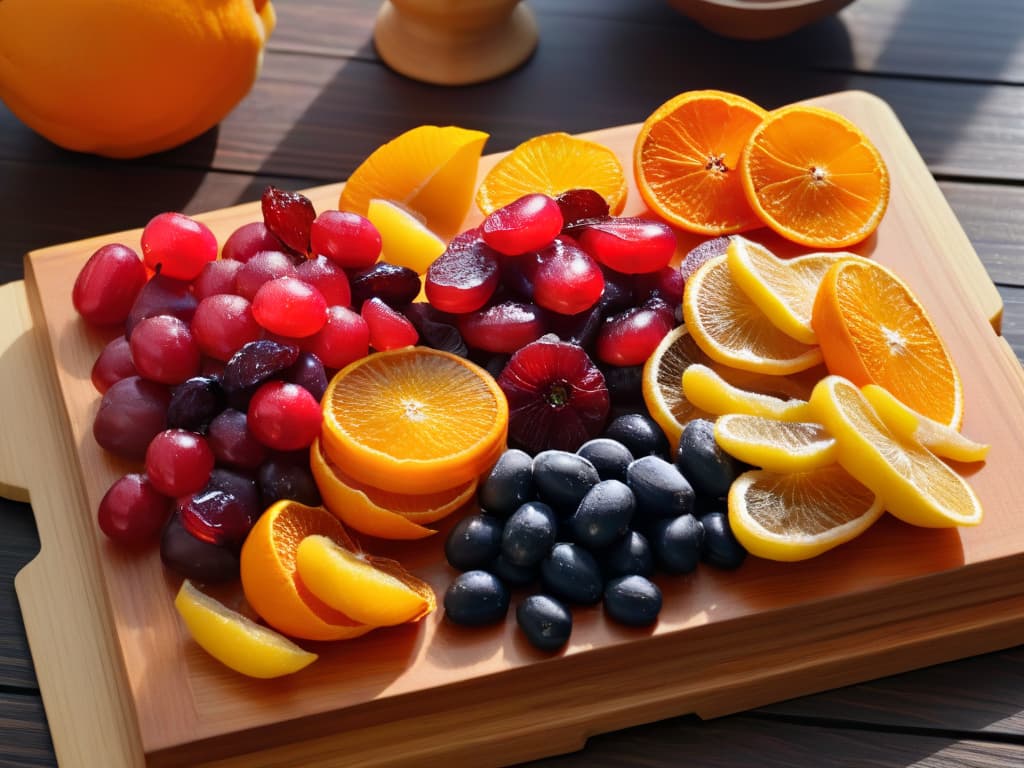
475;132;627;216
812;257;963;428
321;347;508;495
740;104;890;248
714;414;837;473
310;437;476;540
682;254;823;374
339;125;489;239
681;364;815;422
634;90;767;235
239;501;372;642
809;376;982;528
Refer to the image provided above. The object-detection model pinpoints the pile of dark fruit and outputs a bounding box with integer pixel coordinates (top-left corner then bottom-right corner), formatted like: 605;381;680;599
443;413;749;651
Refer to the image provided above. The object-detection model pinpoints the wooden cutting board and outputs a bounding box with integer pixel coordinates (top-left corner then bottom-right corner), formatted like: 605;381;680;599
3;90;1024;768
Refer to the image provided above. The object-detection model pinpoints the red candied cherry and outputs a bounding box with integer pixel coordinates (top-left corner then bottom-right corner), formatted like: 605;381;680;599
222;221;285;263
556;188;610;230
72;243;147;326
145;429;215;497
192;259;243;301
310;210;381;269
252;276;328;338
362;297;418;350
234;250;299;301
576;217;676;274
97;473;171;547
191;294;263;362
262;186;316;255
596;298;676;366
458;301;546;354
130;315;201;385
141;212;218;281
482;194;563;256
425;229;501;313
304;305;369;369
207;408;268;470
91;336;137;393
247;381;321;451
349;262;421;310
532;237;605;316
296;254;352;307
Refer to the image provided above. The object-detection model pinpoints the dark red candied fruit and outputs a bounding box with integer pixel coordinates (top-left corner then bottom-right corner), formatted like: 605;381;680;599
72;243;147;326
310;210;381;269
482;194;563;256
141;212;218;281
233;250;299;301
92;376;170;459
576;217;676;274
166;375;224;433
192;259;243;301
160;511;240;583
252;276;328;338
362;297;419;351
532;237;605;316
261;185;316;256
222;339;301;394
499;253;538;301
259;456;322;507
222;221;285;263
303;305;369;369
633;264;684;306
178;484;259;548
91;336;137;393
97;473;171;547
145;428;216;497
497;336;611;454
596;298;676;366
404;303;467;357
544;303;604;348
295;255;352;307
285;351;328;401
129;314;201;385
598;266;636;314
207;408;268;470
247;380;322;451
458;301;546;354
349;262;421;310
556;188;610;231
191;294;262;362
425;229;501;313
125;274;197;340
679;236;732;283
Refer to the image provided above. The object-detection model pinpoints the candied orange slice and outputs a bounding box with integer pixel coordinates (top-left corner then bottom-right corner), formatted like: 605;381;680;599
681;364;815;422
714;414;837;473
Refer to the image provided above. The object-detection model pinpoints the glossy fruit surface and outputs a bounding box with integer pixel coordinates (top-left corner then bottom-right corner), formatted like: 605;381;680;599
222;221;284;263
568;479;635;550
145;429;215;497
130;315;201;385
91;336;137;393
295;255;352;307
576;438;633;483
501;501;558;568
97;473;170;546
234;250;299;301
222;339;299;394
516;595;572;651
73;243;147;326
602;530;654;578
444;570;510;626
191;294;261;362
458;301;545;354
700;511;747;570
596;298;675;366
541;543;604;605
262;186;315;255
445;513;504;571
577;217;675;274
349;262;421;310
532;238;605;316
141;212;218;280
125;275;197;339
482;193;563;256
192;259;243;301
603;575;662;626
425;231;501;314
677;418;746;498
603;413;670;459
93;376;170;459
252;276;328;338
478;449;535;518
532;450;602;512
649;514;704;574
247;380;321;451
310;210;382;269
627;455;695;519
166;375;223;434
361;297;419;351
304;305;369;369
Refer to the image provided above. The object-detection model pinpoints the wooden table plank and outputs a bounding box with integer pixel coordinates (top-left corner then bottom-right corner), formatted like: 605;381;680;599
0;693;54;768
940;182;1024;289
0;500;37;690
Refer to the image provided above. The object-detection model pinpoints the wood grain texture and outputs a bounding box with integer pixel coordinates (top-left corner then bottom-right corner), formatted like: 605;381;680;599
0;694;55;768
0;500;37;689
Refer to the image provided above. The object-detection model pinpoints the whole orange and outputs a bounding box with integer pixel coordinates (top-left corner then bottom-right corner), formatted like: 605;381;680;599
0;0;275;158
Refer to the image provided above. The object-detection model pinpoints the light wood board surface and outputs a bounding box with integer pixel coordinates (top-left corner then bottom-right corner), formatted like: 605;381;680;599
2;90;1023;767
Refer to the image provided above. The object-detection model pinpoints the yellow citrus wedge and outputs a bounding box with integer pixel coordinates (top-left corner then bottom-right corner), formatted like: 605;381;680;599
682;364;814;421
726;236;854;345
728;465;884;562
174;579;317;678
366;198;447;274
682;254;823;374
339;125;489;239
295;535;435;627
641;325;716;450
809;376;983;528
714;414;837;473
861;384;989;463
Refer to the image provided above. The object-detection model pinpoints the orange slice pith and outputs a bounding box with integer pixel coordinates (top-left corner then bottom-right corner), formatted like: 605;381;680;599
475;132;628;216
634;90;767;235
321;346;508;495
310;437;476;540
811;257;963;428
740;104;890;248
239;500;372;642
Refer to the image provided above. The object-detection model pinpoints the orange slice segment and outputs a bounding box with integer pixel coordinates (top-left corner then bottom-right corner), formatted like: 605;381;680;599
321;346;508;494
634;89;767;235
681;364;815;422
475;132;627;216
739;104;890;248
811;257;963;428
714;414;837;473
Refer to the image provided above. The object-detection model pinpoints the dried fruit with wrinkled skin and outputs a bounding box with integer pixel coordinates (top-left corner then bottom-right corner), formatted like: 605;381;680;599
262;185;316;255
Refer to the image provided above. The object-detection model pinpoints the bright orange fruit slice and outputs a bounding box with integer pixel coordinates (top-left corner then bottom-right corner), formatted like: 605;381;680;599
634;90;767;235
812;257;963;428
475;132;627;216
321;347;508;495
740;104;890;248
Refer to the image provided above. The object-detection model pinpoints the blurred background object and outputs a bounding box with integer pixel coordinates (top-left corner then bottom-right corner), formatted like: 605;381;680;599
665;0;857;39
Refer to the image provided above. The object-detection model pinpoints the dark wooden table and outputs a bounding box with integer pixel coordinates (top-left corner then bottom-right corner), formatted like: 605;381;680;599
2;1;1024;765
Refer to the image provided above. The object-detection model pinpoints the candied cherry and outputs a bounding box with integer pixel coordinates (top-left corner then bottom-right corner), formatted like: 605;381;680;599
130;315;201;385
576;217;676;274
191;294;262;362
458;301;546;354
222;339;300;394
285;351;328;400
482;194;563;256
141;212;218;281
91;336;137;393
362;297;419;351
97;473;171;547
310;210;381;269
207;409;268;470
247;380;321;451
125;274;197;340
166;375;224;433
178;484;258;548
234;250;299;300
261;186;315;255
93;376;170;459
73;243;147;326
252;276;328;338
295;255;352;307
349;262;421;310
145;429;215;497
222;221;285;263
596;298;675;366
192;259;243;301
532;238;605;316
556;188;610;231
425;229;501;313
304;305;369;369
160;512;240;583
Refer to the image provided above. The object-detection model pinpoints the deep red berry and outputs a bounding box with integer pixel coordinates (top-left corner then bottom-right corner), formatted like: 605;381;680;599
304;305;369;369
261;186;316;255
125;275;197;340
145;429;216;497
425;230;501;313
92;376;170;460
577;217;676;274
191;294;262;362
458;301;546;353
634;265;684;306
91;336;137;393
222;221;285;263
247;381;321;451
141;212;218;280
130;315;201;384
251;276;328;338
362;297;419;350
207;409;268;470
192;259;243;301
295;255;352;307
97;473;171;547
73;243;147;326
532;238;605;316
234;250;299;300
556;188;610;231
482;194;563;256
349;262;421;310
310;210;381;268
596;299;676;366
